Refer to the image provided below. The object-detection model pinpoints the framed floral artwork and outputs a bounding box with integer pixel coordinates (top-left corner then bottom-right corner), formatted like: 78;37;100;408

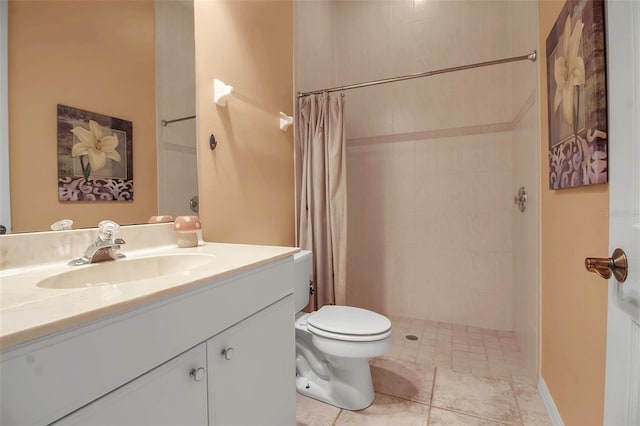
546;0;607;189
57;105;134;201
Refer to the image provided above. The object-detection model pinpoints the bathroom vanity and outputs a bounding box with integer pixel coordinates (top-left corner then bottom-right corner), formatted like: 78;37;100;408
0;225;298;425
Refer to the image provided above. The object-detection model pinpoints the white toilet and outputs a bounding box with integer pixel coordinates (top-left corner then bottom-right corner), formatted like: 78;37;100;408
293;250;393;410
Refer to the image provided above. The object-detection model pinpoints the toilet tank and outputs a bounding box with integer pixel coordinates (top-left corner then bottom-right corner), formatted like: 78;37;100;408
293;250;312;312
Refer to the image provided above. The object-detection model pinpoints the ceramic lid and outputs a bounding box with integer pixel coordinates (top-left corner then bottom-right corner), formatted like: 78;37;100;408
307;305;391;336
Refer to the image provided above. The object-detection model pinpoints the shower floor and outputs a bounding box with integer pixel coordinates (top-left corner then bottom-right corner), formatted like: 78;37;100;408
296;316;550;425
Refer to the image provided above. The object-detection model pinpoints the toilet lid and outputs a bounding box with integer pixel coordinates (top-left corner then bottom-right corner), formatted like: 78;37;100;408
307;306;391;338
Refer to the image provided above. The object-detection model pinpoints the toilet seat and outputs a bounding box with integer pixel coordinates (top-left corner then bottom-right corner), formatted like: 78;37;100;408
306;306;392;342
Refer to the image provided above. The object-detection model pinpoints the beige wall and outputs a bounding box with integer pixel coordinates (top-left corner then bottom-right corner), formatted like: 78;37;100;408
194;0;294;246
8;0;157;233
539;1;609;424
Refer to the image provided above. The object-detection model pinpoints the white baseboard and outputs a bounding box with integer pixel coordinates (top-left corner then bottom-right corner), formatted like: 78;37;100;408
538;377;564;426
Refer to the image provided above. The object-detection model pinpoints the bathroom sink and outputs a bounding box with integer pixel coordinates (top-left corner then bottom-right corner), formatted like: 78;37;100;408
37;254;216;289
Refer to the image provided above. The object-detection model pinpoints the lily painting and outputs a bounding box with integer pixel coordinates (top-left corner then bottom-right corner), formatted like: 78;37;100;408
57;105;133;201
71;119;122;181
546;0;607;189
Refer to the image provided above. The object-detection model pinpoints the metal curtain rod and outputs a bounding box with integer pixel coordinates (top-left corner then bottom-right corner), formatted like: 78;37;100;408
160;115;196;127
297;50;537;98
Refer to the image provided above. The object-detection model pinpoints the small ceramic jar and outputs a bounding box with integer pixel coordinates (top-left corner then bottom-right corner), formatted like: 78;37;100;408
148;215;174;224
173;216;202;248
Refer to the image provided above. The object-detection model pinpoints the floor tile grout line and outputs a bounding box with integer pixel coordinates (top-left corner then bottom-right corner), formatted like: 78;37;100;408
426;366;438;425
372;389;431;407
509;380;526;426
413;356;523;386
428;404;518;426
330;408;342;426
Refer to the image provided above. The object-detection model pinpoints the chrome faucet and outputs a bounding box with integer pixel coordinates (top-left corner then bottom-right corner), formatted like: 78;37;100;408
69;220;126;266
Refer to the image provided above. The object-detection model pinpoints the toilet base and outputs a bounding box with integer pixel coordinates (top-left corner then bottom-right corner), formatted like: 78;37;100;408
296;356;375;411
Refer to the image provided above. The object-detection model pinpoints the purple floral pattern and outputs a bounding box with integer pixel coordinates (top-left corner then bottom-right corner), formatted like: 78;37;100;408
549;132;607;189
58;177;133;201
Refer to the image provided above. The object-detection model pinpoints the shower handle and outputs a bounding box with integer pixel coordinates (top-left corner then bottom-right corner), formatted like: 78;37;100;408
514;186;527;212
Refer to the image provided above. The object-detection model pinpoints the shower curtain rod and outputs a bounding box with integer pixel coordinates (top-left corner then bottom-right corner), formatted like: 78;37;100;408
160;115;196;127
297;50;537;98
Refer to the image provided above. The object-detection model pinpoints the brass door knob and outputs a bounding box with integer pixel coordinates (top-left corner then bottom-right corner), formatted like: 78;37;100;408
585;248;628;282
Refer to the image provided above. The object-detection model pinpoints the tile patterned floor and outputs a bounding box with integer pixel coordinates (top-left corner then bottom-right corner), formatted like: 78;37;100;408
296;316;550;426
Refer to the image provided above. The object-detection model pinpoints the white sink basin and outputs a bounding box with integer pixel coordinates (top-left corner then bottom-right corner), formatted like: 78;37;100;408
37;254;216;289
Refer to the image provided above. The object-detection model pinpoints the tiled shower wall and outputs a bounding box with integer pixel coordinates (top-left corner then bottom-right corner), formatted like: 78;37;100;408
294;0;539;343
346;132;513;330
335;0;521;330
334;0;515;139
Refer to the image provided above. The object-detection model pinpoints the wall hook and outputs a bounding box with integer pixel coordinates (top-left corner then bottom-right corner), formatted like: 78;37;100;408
279;112;293;131
214;79;233;106
209;134;218;150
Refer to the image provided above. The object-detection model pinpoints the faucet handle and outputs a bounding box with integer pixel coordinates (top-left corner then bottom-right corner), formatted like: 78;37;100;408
98;220;120;240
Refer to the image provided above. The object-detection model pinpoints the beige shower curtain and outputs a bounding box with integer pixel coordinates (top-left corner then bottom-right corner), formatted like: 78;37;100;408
295;93;347;311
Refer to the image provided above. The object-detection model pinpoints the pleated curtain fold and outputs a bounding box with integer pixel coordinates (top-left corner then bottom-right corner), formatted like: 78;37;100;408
295;93;347;311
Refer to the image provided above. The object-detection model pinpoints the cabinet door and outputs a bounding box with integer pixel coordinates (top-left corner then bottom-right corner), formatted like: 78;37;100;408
54;344;208;426
207;296;296;426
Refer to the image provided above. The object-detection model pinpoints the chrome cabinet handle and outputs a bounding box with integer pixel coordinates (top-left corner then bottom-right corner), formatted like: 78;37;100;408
585;248;628;282
190;367;205;382
221;347;234;360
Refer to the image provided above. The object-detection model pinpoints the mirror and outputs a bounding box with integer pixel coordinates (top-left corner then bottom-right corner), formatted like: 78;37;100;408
1;0;198;234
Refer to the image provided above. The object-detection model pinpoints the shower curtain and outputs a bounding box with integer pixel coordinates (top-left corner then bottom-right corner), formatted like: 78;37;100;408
295;93;347;310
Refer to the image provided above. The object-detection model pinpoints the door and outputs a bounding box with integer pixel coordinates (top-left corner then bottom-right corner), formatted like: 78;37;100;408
603;1;640;424
155;0;199;219
207;297;296;426
53;344;208;426
0;0;10;234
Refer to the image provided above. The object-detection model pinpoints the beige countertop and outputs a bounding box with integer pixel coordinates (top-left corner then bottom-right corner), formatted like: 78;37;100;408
0;242;299;350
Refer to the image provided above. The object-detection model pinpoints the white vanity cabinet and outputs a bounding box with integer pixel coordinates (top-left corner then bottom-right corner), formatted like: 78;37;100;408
54;297;296;426
0;255;296;426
